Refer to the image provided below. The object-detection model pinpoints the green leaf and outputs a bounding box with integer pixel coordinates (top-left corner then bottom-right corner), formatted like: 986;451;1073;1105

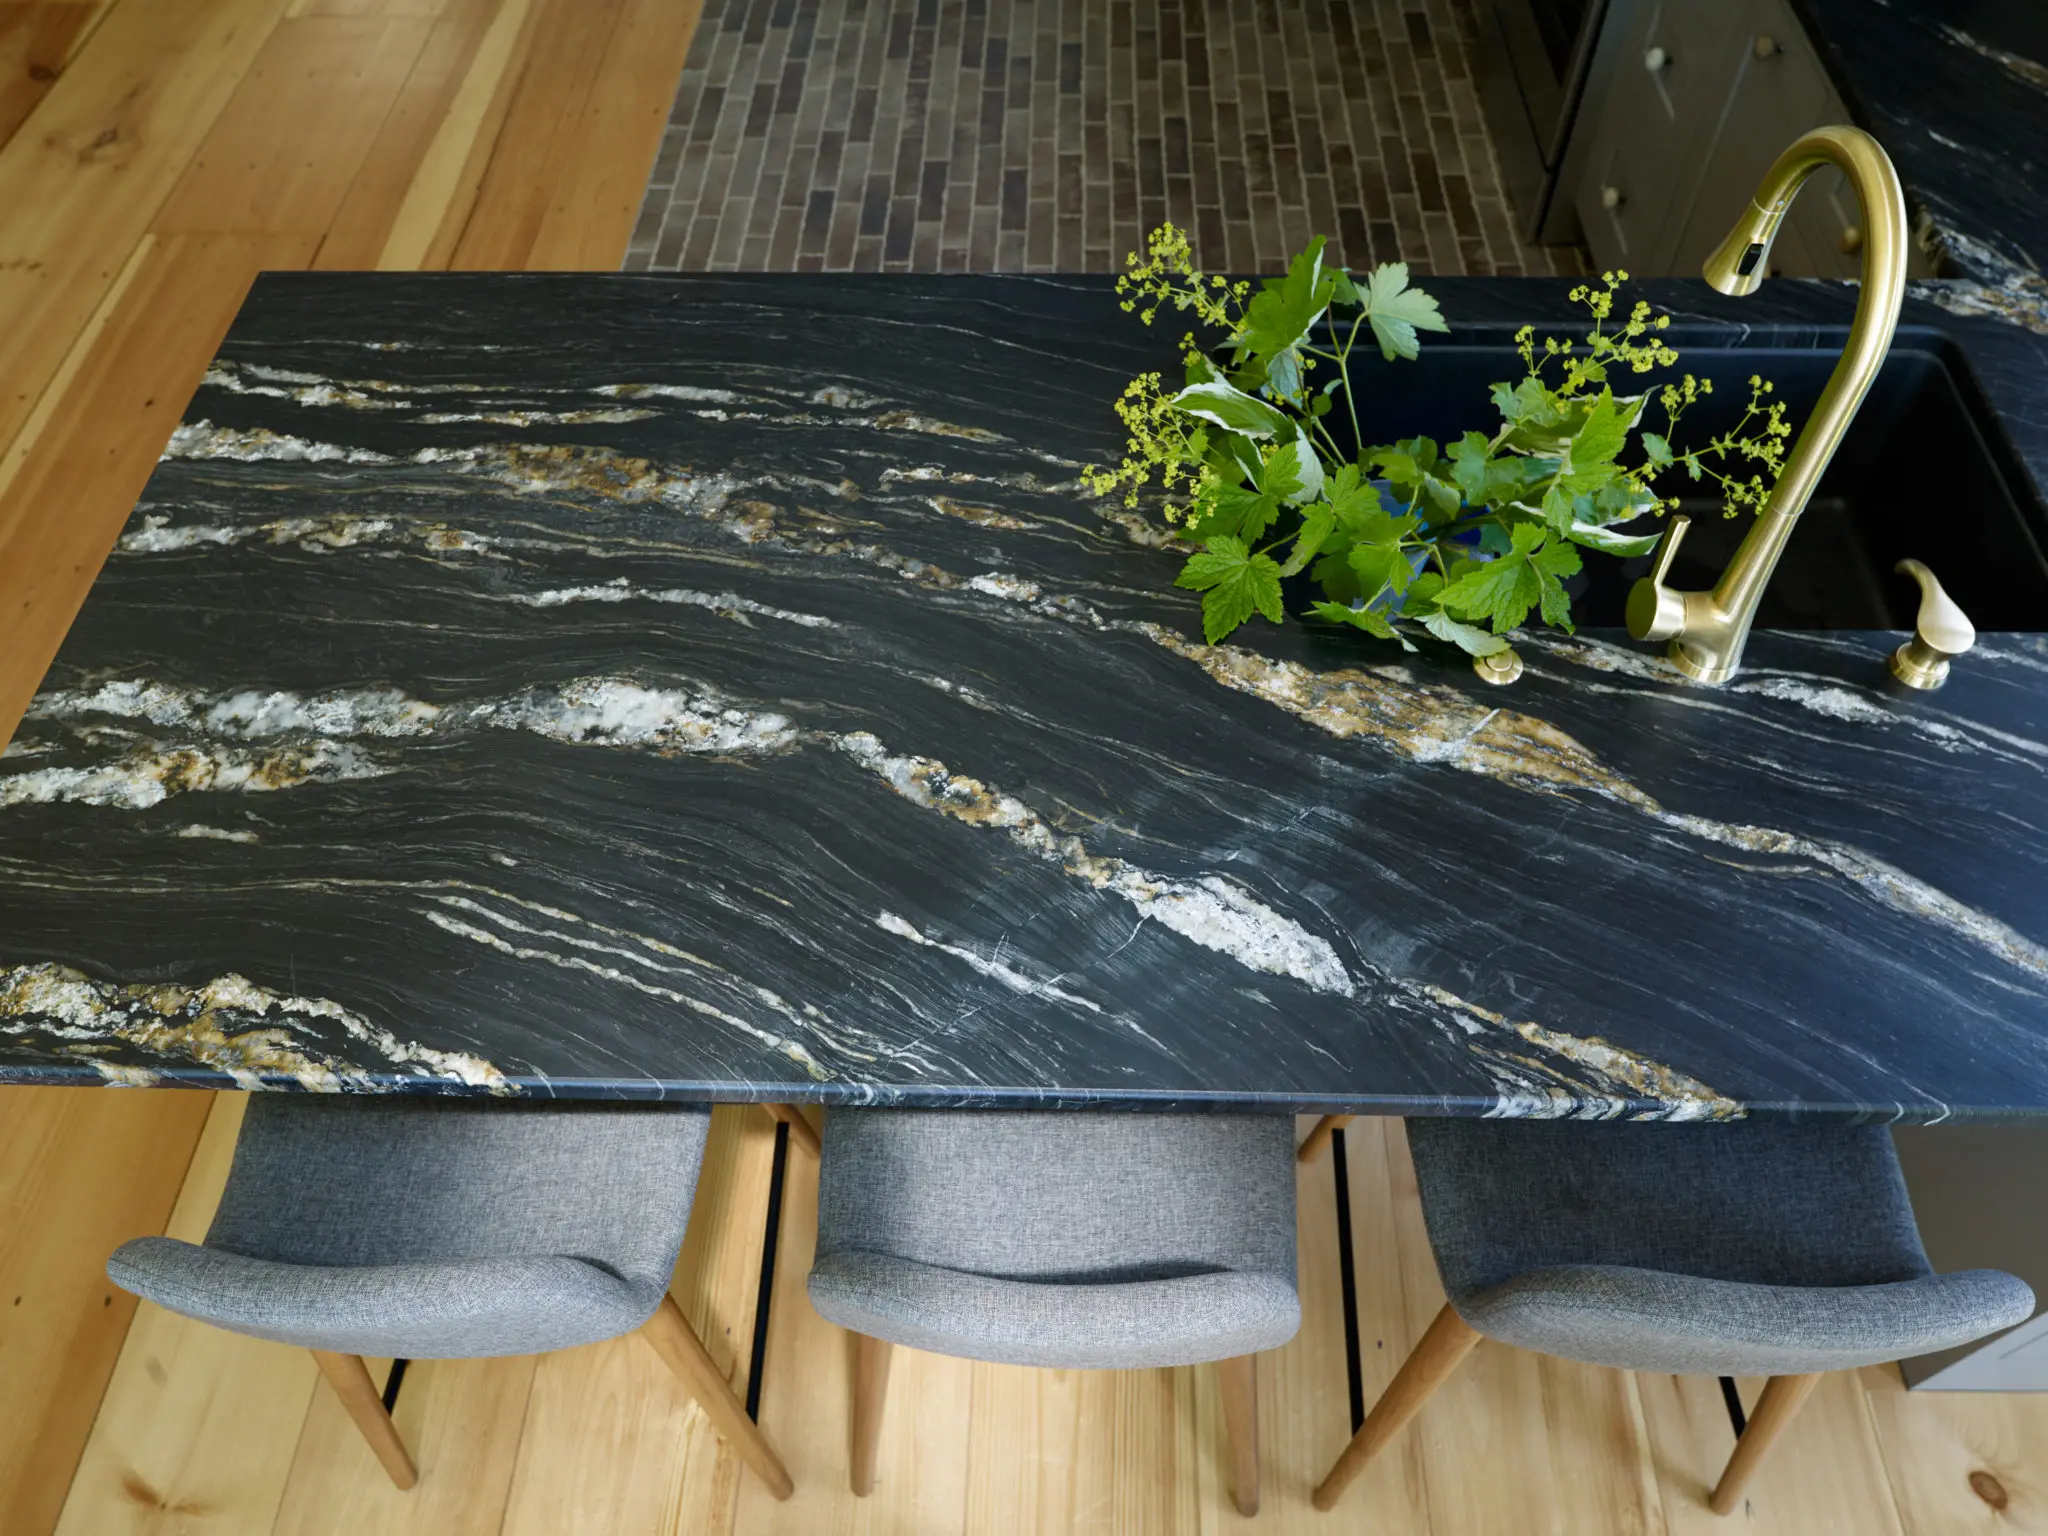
1234;236;1337;374
1324;463;1383;528
1175;535;1285;643
1330;269;1361;307
1265;348;1303;401
1312;547;1361;603
1204;431;1265;486
1308;599;1415;649
1188;481;1282;543
1565;521;1663;556
1359;262;1449;361
1641;431;1674;469
1491;377;1560;428
1435;521;1577;635
1171;379;1289;439
1559;392;1629;491
1261;429;1325;506
1372;447;1423;487
1370;439;1459;520
1280;504;1335;576
1348;540;1414;601
1440;552;1541;633
1448;431;1493;503
1418;605;1511;656
1531;536;1581;629
1539;481;1578;533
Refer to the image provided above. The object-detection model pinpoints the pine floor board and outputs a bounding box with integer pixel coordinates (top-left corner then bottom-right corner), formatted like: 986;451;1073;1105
52;1101;2048;1535
153;11;436;236
4;8;703;1533
8;4;2048;1532
737;1126;974;1536
0;1085;214;1536
1864;1365;2048;1533
53;1095;322;1536
0;229;318;748
0;2;115;154
310;0;498;268
269;1354;537;1536
0;0;290;453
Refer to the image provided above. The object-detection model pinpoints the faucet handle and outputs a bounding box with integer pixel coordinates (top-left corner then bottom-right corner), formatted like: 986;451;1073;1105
1626;515;1692;643
1889;558;1975;689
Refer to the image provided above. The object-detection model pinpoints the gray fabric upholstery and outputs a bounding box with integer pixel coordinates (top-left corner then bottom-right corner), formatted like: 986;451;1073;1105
806;1110;1300;1369
1406;1118;2034;1375
109;1095;710;1359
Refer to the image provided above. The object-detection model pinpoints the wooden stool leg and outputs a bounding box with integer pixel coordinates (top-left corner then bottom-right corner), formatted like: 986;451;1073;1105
1216;1353;1261;1516
1298;1114;1354;1163
850;1332;894;1497
640;1293;795;1500
759;1102;822;1159
1312;1303;1479;1512
1709;1372;1821;1515
310;1350;418;1490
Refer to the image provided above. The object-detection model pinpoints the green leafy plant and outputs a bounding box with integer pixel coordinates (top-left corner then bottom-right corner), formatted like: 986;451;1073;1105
1084;224;1794;654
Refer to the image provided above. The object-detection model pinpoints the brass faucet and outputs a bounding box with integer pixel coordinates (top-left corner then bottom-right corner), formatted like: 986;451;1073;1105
1627;125;1910;684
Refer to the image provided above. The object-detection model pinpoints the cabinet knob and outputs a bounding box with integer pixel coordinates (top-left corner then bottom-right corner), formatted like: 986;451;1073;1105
1839;224;1864;255
1644;45;1669;71
1601;184;1625;211
1754;35;1780;59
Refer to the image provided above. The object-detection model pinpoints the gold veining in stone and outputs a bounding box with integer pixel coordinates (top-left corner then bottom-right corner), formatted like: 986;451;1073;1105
1142;625;1658;809
1416;983;1744;1120
0;742;388;810
926;495;1038;529
0;963;511;1093
1146;627;2048;986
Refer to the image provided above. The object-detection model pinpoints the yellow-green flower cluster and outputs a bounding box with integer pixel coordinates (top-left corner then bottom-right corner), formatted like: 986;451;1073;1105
1114;222;1247;332
1080;371;1211;513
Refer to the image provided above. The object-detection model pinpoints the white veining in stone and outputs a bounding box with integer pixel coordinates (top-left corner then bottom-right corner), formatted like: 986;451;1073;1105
507;577;835;627
875;911;1103;1012
835;731;1356;996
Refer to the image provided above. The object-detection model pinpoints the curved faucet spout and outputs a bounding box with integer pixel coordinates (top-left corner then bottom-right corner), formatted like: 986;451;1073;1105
1625;124;1910;685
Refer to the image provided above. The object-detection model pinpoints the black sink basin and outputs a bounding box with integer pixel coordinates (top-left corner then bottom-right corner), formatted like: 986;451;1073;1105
1334;323;2048;630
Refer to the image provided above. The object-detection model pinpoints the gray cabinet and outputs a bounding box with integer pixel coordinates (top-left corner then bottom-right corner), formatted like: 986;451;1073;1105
1578;0;1738;270
1892;1126;2048;1390
1573;0;1921;279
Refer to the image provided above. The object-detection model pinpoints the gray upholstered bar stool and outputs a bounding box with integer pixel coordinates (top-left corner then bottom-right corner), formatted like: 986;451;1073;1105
806;1109;1299;1514
107;1095;812;1498
1312;1117;2035;1516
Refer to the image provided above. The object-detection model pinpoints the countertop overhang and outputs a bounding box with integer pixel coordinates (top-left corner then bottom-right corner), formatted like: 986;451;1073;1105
1;272;2043;1119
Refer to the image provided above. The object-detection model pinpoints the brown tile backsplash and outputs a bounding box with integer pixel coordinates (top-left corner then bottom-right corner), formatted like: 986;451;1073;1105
625;0;1585;276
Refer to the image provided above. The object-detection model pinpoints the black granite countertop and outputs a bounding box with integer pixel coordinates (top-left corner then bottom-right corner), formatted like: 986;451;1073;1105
1;273;2043;1120
1797;0;2048;330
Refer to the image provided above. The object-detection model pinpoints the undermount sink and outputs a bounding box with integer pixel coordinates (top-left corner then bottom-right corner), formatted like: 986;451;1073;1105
1335;323;2048;631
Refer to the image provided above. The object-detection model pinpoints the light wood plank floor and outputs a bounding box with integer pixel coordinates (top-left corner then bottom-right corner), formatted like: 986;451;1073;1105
0;1;699;1528
52;1108;2048;1534
3;4;2048;1533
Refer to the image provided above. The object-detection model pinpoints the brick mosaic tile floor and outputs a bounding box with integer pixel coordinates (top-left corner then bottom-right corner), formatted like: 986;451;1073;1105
625;0;1585;276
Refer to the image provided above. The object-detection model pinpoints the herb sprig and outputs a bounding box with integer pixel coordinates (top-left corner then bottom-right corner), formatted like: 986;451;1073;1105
1084;225;1794;653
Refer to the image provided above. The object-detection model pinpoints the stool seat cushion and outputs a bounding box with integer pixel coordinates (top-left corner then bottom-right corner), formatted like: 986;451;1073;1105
806;1110;1300;1369
108;1095;711;1359
1407;1117;2034;1375
106;1244;656;1358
